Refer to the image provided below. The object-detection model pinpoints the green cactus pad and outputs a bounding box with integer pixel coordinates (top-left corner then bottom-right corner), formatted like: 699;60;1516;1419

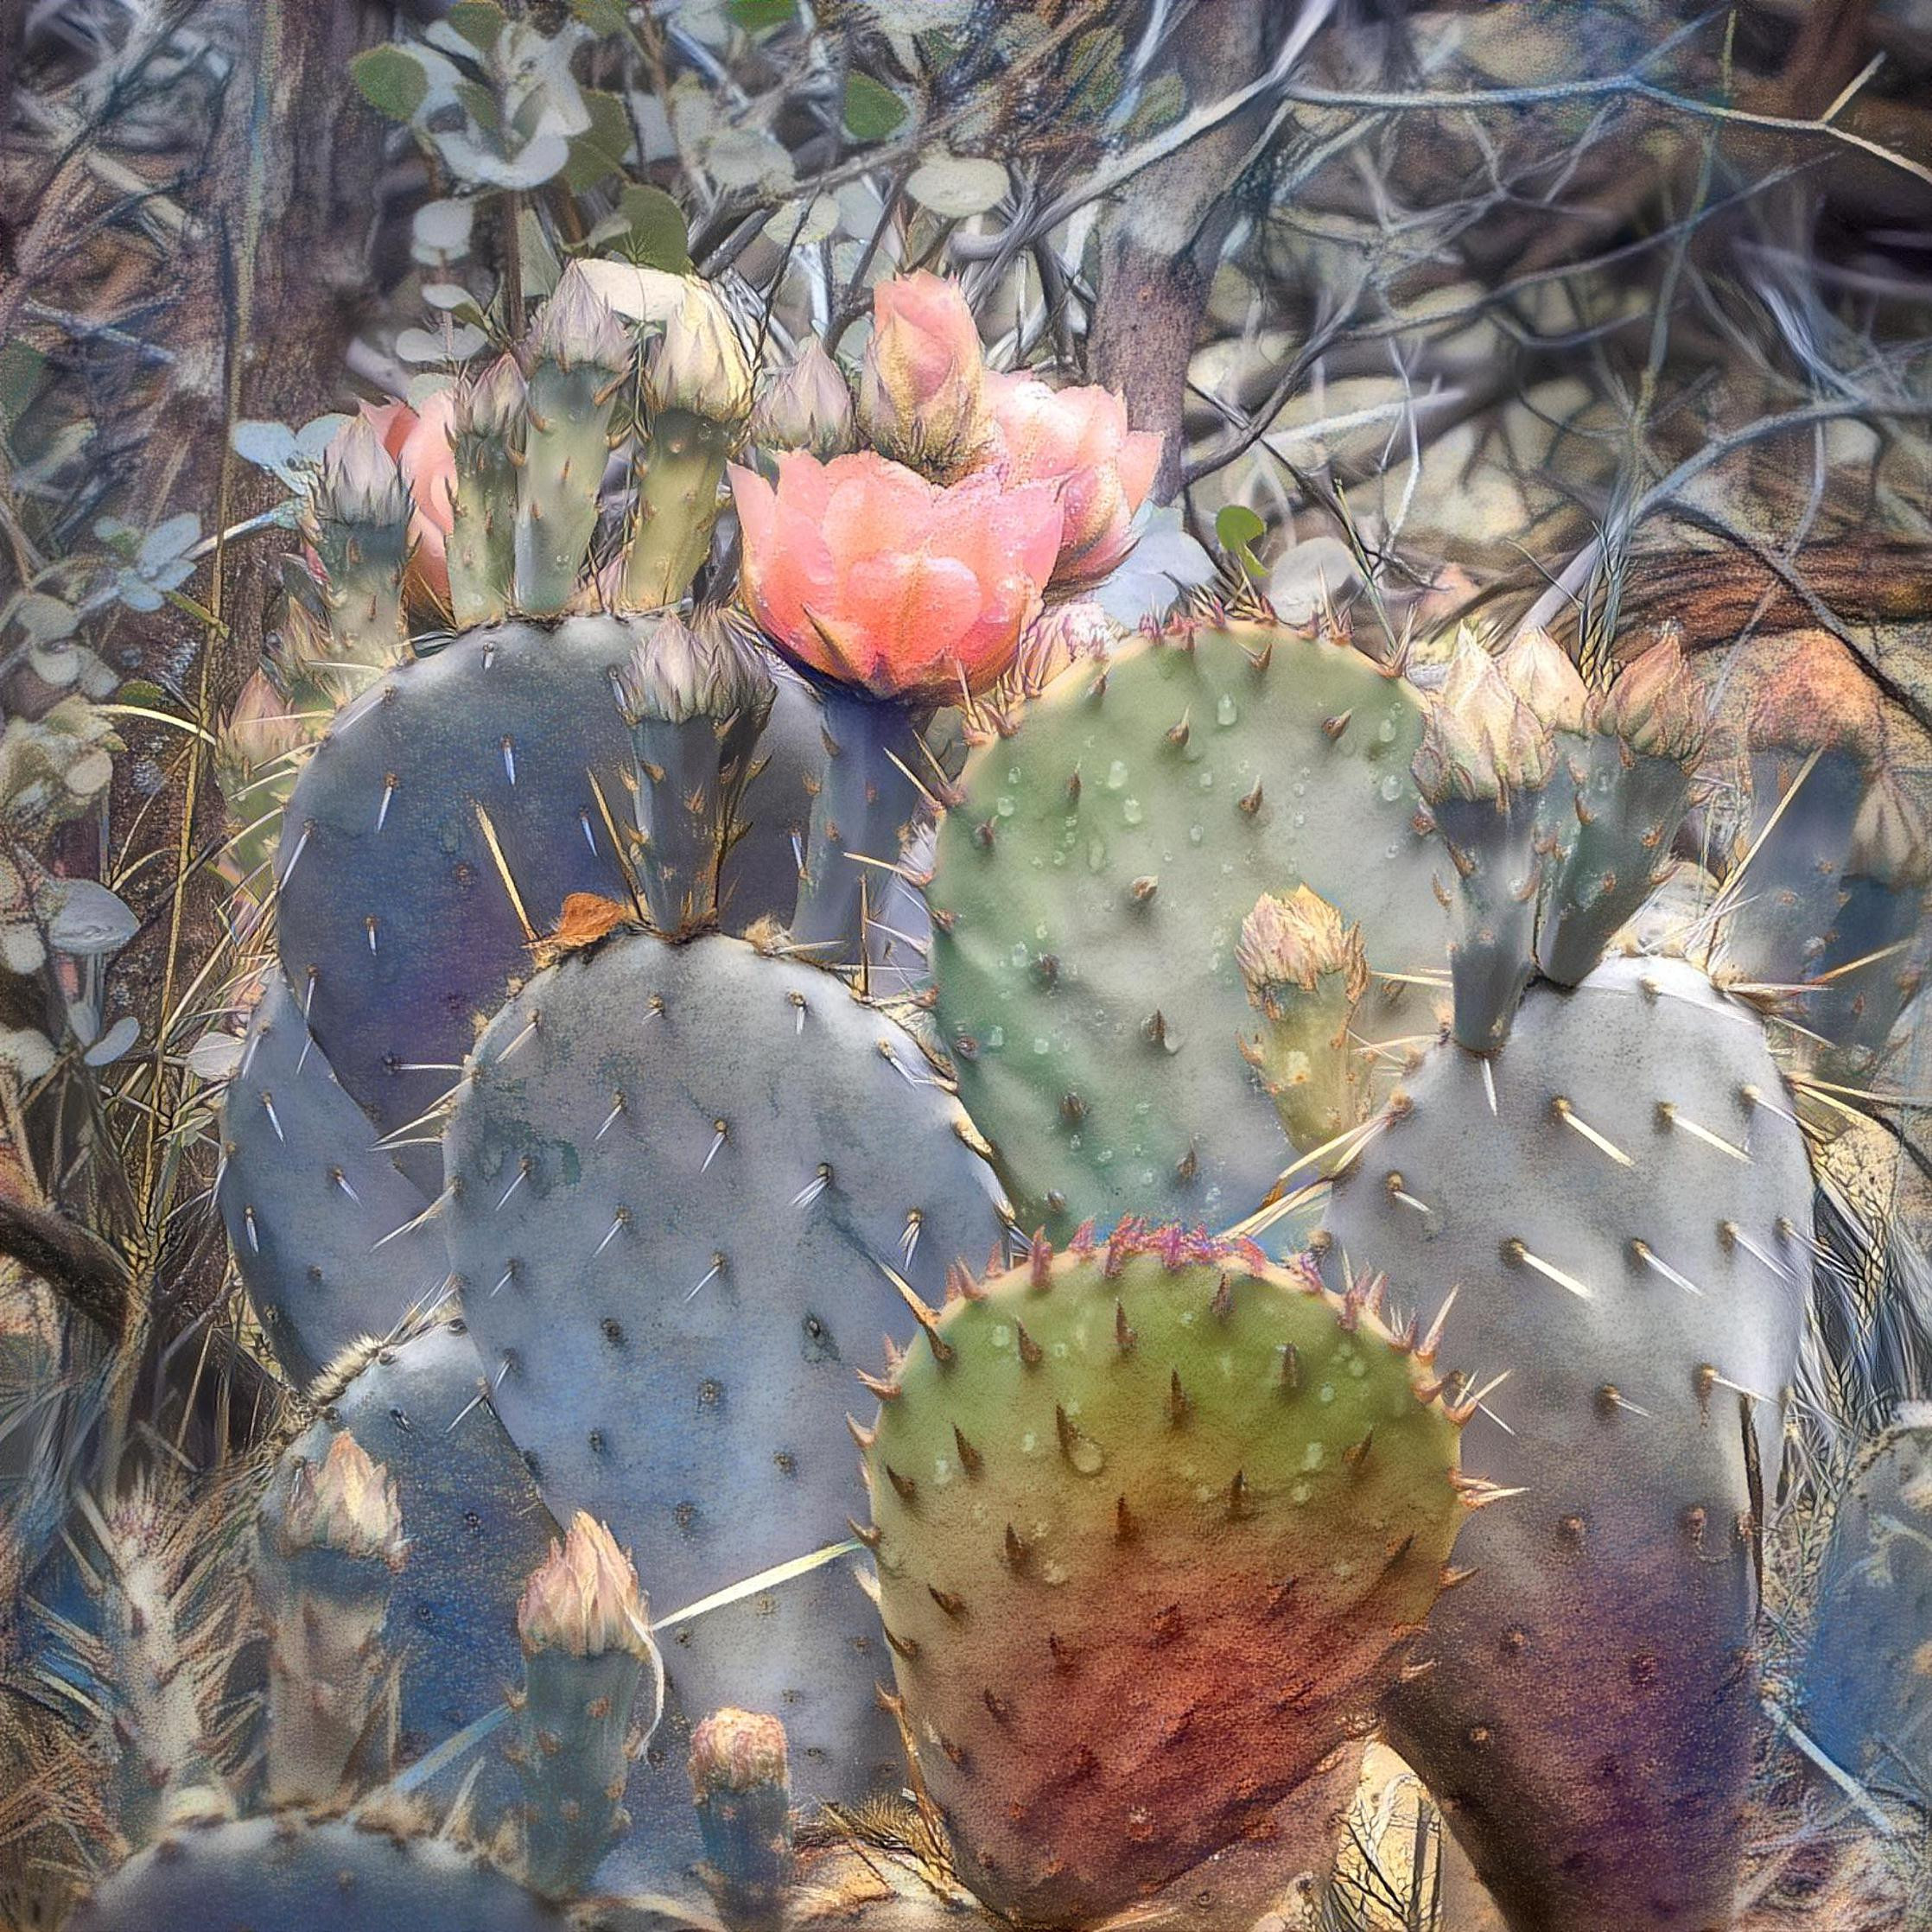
926;620;1447;1236
863;1223;1465;1928
1319;954;1812;1932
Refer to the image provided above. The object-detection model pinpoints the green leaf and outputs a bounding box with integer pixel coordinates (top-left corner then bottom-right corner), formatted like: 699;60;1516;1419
842;73;907;143
11;594;77;644
1215;504;1268;579
906;155;1008;217
453;78;503;136
350;44;430;123
569;0;632;31
561;88;632;191
613;183;692;273
517;207;562;299
728;0;797;30
447;0;507;52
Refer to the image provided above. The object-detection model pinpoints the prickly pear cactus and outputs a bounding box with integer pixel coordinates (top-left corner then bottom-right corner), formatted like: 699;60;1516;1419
280;1315;558;1822
1319;955;1813;1932
270;614;644;1176
862;1222;1468;1927
1706;634;1931;1068
1802;1405;1932;1798
220;970;449;1382
67;1812;566;1930
442;927;1014;1808
925;618;1448;1237
270;613;823;1174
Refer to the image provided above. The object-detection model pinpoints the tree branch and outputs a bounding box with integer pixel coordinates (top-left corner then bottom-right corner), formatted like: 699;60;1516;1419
1087;0;1325;501
0;1190;129;1339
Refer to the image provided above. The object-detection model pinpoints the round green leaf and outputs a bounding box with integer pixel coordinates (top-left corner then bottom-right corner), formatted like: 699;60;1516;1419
413;198;475;258
842;73;907;143
11;593;77;643
906;155;1008;218
447;0;507;52
1215;504;1267;551
762;194;842;246
613;183;692;273
351;44;431;123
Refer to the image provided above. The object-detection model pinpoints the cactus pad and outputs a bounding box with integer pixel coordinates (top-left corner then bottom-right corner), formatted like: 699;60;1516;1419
1319;954;1812;1931
67;1813;563;1930
442;928;1013;1805
863;1224;1465;1927
219;970;448;1383
926;620;1446;1236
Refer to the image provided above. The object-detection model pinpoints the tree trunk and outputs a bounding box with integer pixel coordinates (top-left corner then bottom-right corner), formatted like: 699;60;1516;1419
1085;0;1279;502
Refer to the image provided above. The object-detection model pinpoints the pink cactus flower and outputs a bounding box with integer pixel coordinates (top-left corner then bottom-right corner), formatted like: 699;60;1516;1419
856;272;988;479
362;391;458;612
729;450;1063;702
982;371;1161;591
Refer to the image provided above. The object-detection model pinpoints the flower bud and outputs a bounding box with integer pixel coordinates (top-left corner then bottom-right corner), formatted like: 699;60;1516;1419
279;1434;405;1568
613;610;773;728
690;1707;789;1796
856;272;987;478
1236;887;1370;1020
1497;626;1589;735
313;416;410;528
1596;630;1706;764
1414;635;1554;801
532;260;635;377
748;340;855;457
517;1512;651;1660
454;353;528;442
647;278;754;425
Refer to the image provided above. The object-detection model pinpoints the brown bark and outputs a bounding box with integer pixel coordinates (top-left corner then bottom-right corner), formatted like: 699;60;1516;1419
1085;0;1279;502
